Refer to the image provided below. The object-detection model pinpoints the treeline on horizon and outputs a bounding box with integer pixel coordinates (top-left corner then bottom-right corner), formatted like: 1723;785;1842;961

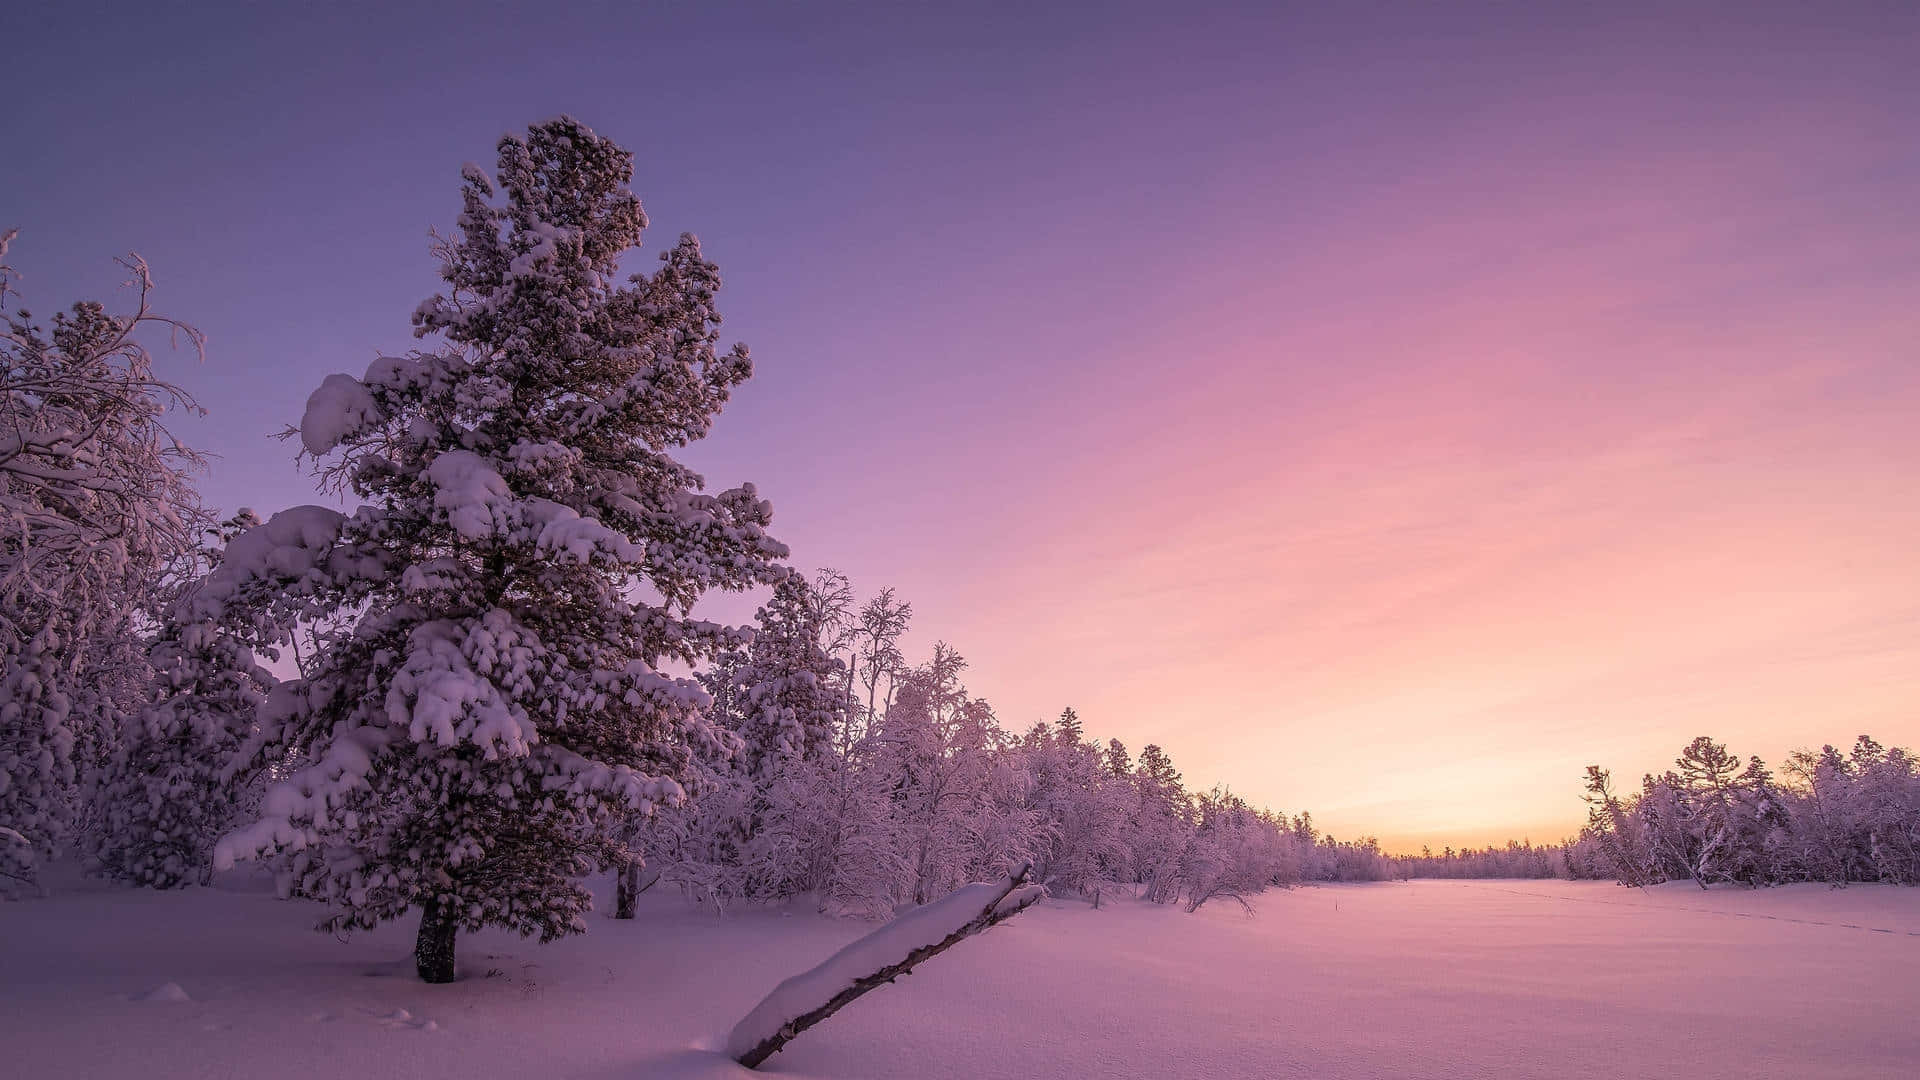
617;571;1415;917
1396;734;1920;887
1570;734;1920;888
649;631;1920;900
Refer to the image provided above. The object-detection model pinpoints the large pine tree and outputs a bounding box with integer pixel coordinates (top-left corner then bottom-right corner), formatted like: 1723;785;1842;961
211;118;786;981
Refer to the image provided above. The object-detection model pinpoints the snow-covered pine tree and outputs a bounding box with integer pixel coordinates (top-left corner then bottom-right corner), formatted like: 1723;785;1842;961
1674;735;1741;888
1;232;207;892
729;576;847;777
719;574;854;900
1726;754;1788;886
1009;707;1129;903
663;576;852;908
1132;743;1190;902
1043;726;1133;903
92;512;275;888
1636;771;1695;883
624;576;849;914
1054;706;1084;749
211;118;786;980
1850;738;1920;885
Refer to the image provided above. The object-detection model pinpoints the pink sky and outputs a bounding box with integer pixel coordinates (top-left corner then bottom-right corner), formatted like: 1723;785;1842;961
12;2;1918;849
725;38;1920;849
867;173;1916;847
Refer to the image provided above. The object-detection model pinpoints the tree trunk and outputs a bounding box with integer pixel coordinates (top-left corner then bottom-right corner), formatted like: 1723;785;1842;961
615;858;641;919
414;900;459;984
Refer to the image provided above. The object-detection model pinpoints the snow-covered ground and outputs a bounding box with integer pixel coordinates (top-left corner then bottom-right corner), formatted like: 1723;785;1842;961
3;873;1914;1079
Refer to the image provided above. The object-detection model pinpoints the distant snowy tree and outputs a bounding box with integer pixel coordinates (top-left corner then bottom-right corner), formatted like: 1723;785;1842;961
0;232;207;891
1579;766;1652;887
1179;788;1287;911
1637;771;1697;884
1305;829;1390;883
210;118;785;980
1725;755;1789;886
1054;707;1083;747
1132;743;1191;903
1674;736;1742;888
869;644;998;905
1850;738;1920;885
626;575;848;914
1775;736;1920;887
809;745;910;918
806;569;857;694
850;587;911;730
1783;744;1867;884
729;577;846;775
1019;709;1131;904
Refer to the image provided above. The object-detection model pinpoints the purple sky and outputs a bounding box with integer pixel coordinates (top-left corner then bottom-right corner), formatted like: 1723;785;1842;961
10;1;1919;848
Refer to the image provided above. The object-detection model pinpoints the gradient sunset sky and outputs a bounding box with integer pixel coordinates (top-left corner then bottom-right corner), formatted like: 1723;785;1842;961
10;2;1918;850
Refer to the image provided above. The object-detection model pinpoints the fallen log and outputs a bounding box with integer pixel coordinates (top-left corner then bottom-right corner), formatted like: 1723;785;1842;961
726;860;1046;1069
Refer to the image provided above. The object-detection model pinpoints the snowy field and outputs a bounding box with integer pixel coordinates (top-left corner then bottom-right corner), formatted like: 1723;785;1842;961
3;875;1915;1080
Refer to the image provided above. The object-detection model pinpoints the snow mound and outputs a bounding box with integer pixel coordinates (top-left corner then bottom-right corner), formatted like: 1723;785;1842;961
375;1007;439;1032
138;981;191;1003
299;373;382;455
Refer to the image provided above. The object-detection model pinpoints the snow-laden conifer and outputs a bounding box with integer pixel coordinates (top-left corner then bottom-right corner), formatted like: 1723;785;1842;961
626;575;850;913
209;119;785;980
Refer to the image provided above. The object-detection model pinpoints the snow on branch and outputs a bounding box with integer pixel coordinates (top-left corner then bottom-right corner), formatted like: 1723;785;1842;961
725;860;1045;1069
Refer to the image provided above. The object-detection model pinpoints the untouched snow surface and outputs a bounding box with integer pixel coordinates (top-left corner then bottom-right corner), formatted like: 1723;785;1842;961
2;873;1915;1079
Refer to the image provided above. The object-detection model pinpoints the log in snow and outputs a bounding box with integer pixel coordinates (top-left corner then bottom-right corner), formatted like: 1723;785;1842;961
726;861;1047;1069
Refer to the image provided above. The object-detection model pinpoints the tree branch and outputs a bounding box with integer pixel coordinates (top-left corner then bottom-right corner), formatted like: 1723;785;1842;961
728;861;1044;1069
